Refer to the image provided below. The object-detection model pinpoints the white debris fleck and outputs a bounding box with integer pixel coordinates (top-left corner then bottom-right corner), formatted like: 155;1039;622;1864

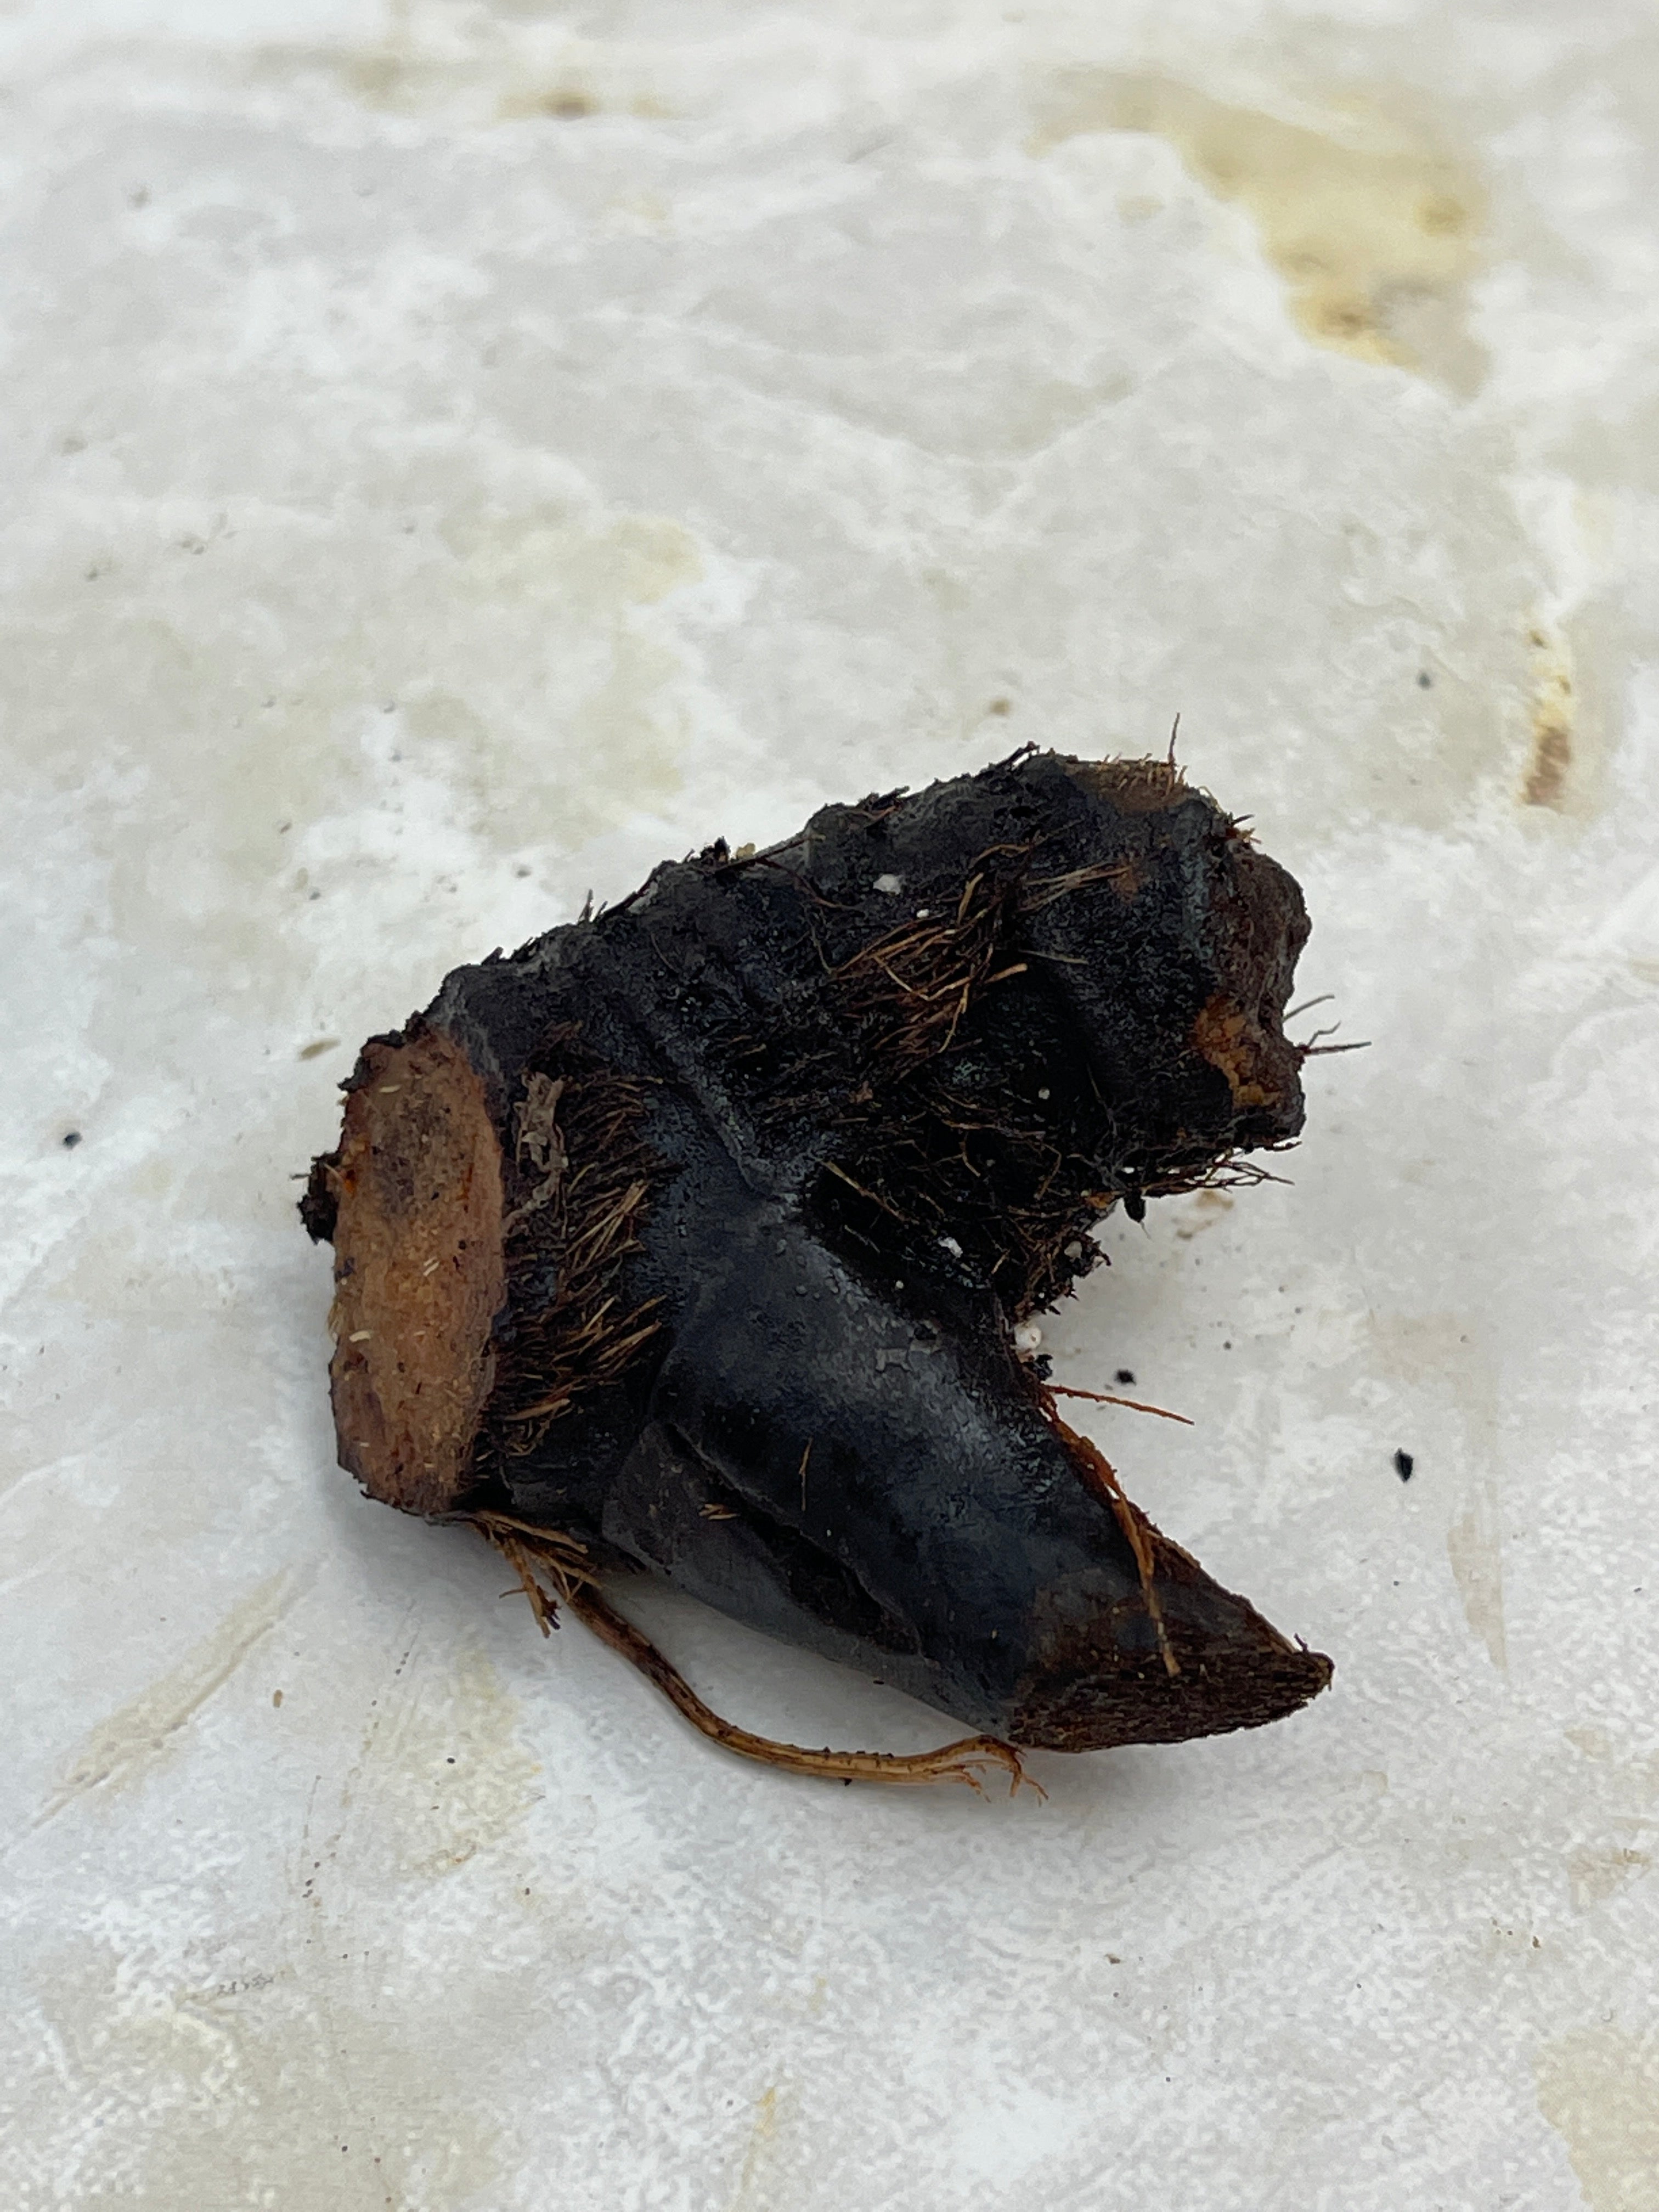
915;907;932;919
1013;1322;1043;1355
873;872;904;894
938;1235;963;1258
1036;1086;1051;1100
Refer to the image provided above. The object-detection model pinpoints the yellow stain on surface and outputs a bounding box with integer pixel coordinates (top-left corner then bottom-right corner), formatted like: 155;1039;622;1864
729;2084;788;2212
1447;1496;1507;1673
444;506;703;611
39;1568;306;1824
1537;2029;1659;2212
1566;1838;1653;1914
343;1640;544;1882
1032;72;1486;387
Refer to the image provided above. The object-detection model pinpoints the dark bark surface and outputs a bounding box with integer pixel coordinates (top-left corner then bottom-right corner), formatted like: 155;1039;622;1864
304;751;1332;1754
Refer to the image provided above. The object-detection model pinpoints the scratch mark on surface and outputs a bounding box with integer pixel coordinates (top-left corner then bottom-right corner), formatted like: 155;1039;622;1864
36;1566;308;1826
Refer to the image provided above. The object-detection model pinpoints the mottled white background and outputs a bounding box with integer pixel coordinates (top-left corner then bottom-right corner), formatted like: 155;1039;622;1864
3;3;1657;2207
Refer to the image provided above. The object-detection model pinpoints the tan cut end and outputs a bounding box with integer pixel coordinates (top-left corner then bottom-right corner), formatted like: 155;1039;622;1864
1190;992;1285;1111
325;1028;506;1515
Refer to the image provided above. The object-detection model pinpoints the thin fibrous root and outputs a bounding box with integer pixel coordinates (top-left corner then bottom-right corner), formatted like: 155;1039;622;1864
464;1510;603;1632
1048;1383;1193;1426
1039;1397;1181;1680
464;1512;1043;1799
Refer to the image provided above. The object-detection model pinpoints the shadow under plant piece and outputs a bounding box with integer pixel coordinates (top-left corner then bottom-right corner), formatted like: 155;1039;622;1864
303;750;1333;1790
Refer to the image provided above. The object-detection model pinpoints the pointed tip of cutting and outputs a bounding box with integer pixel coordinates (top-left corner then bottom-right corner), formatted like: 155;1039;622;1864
1004;1523;1334;1753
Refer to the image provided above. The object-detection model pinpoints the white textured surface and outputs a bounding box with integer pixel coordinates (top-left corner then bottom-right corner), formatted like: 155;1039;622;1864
4;5;1658;2208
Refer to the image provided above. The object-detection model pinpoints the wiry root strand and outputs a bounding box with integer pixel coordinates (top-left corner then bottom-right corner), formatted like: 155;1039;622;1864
466;1513;1043;1799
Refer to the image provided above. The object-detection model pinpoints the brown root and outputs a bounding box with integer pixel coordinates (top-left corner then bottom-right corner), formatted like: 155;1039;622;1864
467;1512;1043;1798
1038;1398;1181;1679
1047;1383;1193;1425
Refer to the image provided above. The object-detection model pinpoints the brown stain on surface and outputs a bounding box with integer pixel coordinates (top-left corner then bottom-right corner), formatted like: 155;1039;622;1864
1537;2029;1659;2212
500;84;597;120
1173;1188;1235;1240
298;32;666;125
1032;72;1486;389
1523;624;1576;809
1566;1837;1654;1913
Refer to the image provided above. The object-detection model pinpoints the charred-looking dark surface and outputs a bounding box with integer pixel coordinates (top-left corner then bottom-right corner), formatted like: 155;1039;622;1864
304;751;1332;1754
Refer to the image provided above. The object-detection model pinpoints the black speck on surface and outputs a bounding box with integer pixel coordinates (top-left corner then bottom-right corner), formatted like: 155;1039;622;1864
1417;672;1433;688
1115;1368;1136;1386
62;1130;82;1148
1394;1448;1415;1482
